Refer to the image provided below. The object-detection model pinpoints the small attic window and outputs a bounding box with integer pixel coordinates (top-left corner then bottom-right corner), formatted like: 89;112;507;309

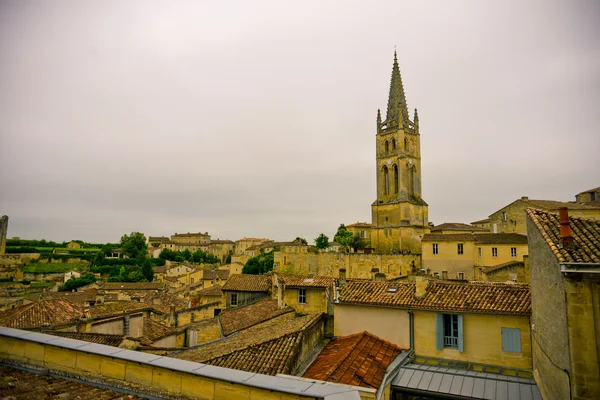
387;287;398;294
303;279;314;284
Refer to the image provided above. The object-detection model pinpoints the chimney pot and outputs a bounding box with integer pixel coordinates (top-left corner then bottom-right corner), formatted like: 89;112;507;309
521;196;529;200
559;207;573;247
338;268;347;286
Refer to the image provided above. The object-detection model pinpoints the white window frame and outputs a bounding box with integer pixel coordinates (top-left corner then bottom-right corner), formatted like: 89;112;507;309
443;314;459;348
457;243;464;255
511;247;517;258
298;288;307;304
433;243;439;255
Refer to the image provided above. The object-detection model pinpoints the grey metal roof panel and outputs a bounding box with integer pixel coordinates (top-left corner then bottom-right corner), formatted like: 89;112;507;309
439;374;454;393
496;380;509;400
396;369;415;387
449;375;464;395
460;376;475;397
472;378;486;398
519;382;533;400
416;371;433;390
532;386;543;400
483;379;497;400
407;370;424;388
428;372;443;392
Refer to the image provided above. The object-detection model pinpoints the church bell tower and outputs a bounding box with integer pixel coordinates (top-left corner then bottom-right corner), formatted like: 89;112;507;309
371;52;428;253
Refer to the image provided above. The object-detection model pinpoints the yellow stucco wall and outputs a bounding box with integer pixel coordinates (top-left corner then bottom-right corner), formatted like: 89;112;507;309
476;243;528;266
334;304;410;348
413;311;532;369
283;287;328;314
177;303;219;326
0;335;369;400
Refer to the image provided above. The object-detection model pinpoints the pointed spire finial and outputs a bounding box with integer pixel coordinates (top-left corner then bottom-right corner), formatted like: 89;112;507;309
385;50;409;129
376;109;382;133
414;108;419;122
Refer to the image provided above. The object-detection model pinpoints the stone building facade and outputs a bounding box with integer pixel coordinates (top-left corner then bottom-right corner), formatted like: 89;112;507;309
370;53;428;254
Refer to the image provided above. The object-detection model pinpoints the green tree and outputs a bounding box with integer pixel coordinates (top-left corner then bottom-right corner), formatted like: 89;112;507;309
142;259;154;282
314;233;329;249
294;237;308;245
182;249;192;261
224;253;232;264
242;251;274;275
59;273;97;292
333;224;354;251
351;232;367;251
120;232;148;259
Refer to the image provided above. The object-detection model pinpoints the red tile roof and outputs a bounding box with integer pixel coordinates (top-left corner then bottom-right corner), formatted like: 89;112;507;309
88;301;152;319
174;313;322;376
482;260;525;274
202;269;230;280
222;274;270;292
44;331;125;347
0;366;145;399
100;282;166;291
338;280;531;315
0;298;83;329
303;332;403;389
140;318;176;344
219;298;294;336
527;208;600;263
195;284;223;297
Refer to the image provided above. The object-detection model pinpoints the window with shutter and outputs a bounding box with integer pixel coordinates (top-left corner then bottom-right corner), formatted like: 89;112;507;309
501;327;522;353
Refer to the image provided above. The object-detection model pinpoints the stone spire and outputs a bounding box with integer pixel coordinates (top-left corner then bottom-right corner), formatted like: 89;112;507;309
376;109;382;133
385;51;409;129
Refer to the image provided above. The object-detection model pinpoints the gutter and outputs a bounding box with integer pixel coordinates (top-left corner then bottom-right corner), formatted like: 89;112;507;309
375;351;411;400
335;301;530;316
560;262;600;274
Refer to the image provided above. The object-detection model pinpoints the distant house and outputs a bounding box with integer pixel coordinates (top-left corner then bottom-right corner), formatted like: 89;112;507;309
275;274;335;315
66;241;81;249
64;270;81;282
221;274;271;308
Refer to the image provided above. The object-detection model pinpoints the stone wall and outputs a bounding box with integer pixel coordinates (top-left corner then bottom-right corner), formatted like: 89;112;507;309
274;252;420;280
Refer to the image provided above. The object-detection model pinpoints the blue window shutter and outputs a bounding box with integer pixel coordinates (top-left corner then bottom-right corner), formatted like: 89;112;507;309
436;314;443;350
458;315;464;352
502;328;522;352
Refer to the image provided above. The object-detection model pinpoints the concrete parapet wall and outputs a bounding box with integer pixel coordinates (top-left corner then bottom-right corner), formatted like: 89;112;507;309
0;327;368;399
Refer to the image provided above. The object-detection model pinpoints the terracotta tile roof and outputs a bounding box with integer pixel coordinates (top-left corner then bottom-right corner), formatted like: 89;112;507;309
277;274;335;288
526;208;600;263
431;222;487;232
195;284;223;297
203;269;230;280
524;199;600;210
140;318;176;344
44;331;125;347
0;366;145;399
173;313;322;375
152;265;167;273
100;282;166;291
172;232;210;237
210;239;235;244
338;280;531;315
222;274;270;292
88;301;152;319
482;260;525;274
148;236;169;242
470;218;490;224
31;291;97;305
303;332;403;389
219;298;294;336
141;292;188;314
0;298;83;329
422;233;527;245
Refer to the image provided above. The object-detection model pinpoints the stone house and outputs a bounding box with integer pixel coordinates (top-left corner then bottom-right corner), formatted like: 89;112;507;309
575;185;600;204
487;196;600;235
234;237;271;255
475;259;529;283
66;241;81;249
470;218;491;231
526;207;600;399
422;233;528;280
63;270;81;282
335;278;533;371
429;222;488;235
345;222;373;248
275;273;335;315
221;274;271;308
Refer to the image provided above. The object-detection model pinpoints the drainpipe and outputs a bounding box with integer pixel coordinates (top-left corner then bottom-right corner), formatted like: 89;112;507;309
408;311;415;353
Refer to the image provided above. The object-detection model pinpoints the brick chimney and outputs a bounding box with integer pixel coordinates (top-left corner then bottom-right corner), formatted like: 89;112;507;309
559;207;573;248
415;276;429;297
338;268;347;287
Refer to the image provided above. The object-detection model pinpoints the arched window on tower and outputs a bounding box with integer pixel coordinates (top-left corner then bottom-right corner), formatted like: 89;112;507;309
385;141;389;153
392;139;396;150
408;166;416;196
404;137;408;151
383;166;389;195
393;165;399;194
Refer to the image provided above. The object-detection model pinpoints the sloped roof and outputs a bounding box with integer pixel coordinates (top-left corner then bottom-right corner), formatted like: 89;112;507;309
0;298;83;329
0;366;146;399
44;331;125;347
338;280;531;315
422;233;527;245
482;260;525;274
303;331;403;389
173;313;322;375
203;269;229;280
210;239;235;244
345;222;373;228
277;274;335;288
152;265;167;273
470;218;490;224
140;318;176;344
526;208;600;263
219;298;294;336
431;223;487;232
100;282;165;291
88;301;152;319
492;199;600;217
195;284;223;297
577;186;600;195
141;292;187;314
222;274;270;292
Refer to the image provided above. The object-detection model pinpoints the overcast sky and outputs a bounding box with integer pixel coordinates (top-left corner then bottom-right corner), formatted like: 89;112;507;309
1;0;599;244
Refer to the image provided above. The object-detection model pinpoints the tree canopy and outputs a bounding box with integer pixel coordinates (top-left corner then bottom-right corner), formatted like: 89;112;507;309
333;224;354;250
59;273;97;291
242;251;274;275
314;233;329;249
120;232;148;259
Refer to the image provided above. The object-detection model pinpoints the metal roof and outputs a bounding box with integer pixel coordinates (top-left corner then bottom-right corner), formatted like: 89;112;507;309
391;364;542;400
